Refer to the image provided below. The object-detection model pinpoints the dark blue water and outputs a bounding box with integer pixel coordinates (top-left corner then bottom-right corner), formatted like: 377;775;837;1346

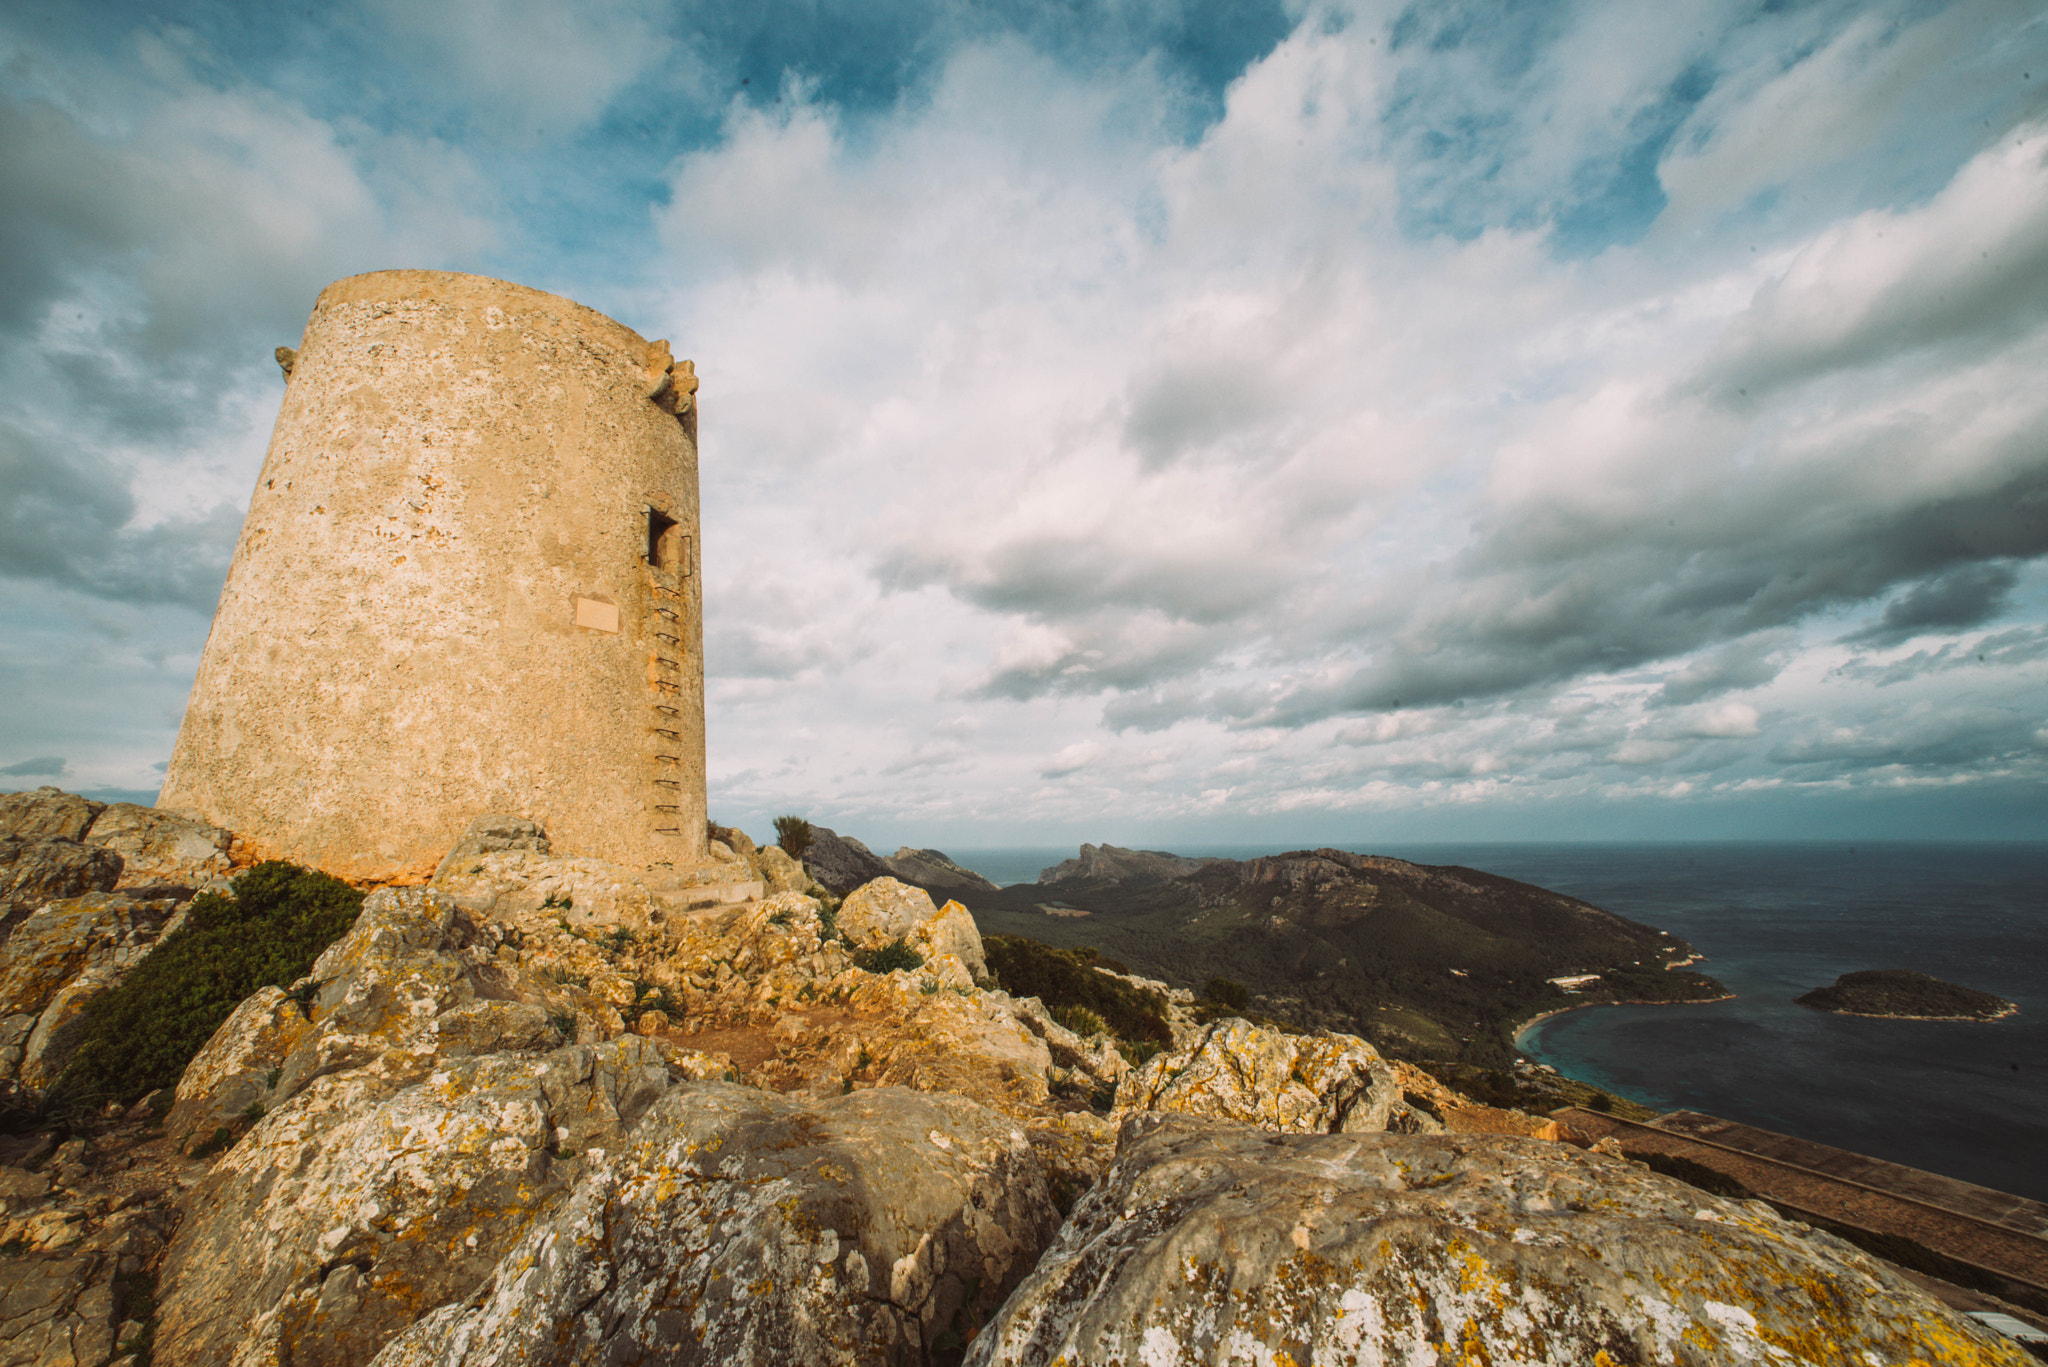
950;842;2048;1202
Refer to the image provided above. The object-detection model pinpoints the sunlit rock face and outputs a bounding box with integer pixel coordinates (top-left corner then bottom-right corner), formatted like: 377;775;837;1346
967;1113;2034;1367
366;1084;1059;1367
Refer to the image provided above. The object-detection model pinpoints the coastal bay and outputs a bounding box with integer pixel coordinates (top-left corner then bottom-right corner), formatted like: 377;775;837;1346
1494;842;2048;1204
954;842;2048;1203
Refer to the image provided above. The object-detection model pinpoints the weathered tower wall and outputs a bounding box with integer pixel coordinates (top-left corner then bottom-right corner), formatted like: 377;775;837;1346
159;270;709;883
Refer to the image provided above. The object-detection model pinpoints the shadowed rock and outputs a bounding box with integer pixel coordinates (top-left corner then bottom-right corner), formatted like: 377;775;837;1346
799;826;894;895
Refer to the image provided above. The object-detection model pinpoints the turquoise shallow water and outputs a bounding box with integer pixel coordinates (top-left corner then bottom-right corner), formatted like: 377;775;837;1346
950;841;2048;1202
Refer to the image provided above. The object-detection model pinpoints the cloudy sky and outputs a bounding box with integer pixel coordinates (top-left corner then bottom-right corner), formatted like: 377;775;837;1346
2;0;2045;849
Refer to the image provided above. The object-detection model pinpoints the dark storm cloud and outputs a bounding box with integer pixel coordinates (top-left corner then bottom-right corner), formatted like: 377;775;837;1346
1832;623;2048;686
1846;562;2020;646
1232;352;2048;729
0;101;132;334
0;424;238;610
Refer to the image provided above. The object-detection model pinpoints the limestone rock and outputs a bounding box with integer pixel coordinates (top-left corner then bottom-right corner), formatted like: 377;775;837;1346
429;849;656;934
0;892;184;1086
0;836;123;934
156;1038;674;1367
837;877;988;984
1007;992;1128;1095
749;842;811;896
166;885;613;1152
427;815;550;883
0;1248;122;1365
1113;1017;1410;1134
798;825;894;895
367;1084;1058;1367
84;804;233;891
967;1114;2035;1367
0;1097;183;1367
164;987;314;1150
0;787;105;843
882;847;999;897
706;822;756;859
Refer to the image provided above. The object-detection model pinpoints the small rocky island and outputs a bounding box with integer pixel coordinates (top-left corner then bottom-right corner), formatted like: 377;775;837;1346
1796;969;2017;1021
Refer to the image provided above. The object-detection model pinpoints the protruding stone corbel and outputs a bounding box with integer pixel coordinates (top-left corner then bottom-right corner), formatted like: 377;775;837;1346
643;341;698;417
275;346;297;379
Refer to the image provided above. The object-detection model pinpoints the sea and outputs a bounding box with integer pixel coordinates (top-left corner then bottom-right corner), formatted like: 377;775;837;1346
948;842;2048;1204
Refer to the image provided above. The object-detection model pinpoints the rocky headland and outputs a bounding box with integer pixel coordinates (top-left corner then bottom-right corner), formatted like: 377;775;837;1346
1797;968;2019;1022
0;787;2031;1365
924;843;1731;1069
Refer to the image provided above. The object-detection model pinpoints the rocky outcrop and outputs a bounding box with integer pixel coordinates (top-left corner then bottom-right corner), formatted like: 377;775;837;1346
0;789;103;843
0;891;186;1088
157;1039;673;1367
428;814;550;882
145;865;1077;1363
0;1116;186;1367
0;838;122;939
883;847;999;897
368;1085;1058;1367
799;825;894;895
836;877;988;984
0;815;2009;1367
1036;842;1219;884
83;803;234;892
749;842;811;895
1006;993;1128;1099
968;1113;2034;1367
1112;1017;1431;1135
163;884;622;1153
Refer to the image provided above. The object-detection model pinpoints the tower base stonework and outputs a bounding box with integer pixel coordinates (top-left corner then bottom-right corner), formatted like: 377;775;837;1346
159;271;710;883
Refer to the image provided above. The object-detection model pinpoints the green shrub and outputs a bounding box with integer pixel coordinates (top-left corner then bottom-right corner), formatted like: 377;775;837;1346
1202;977;1250;1010
773;815;813;861
1116;1038;1165;1069
981;936;1172;1045
1052;1004;1108;1037
854;939;925;974
46;861;363;1112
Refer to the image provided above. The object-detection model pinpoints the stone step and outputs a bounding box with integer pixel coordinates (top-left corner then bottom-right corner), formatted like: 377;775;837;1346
650;875;763;913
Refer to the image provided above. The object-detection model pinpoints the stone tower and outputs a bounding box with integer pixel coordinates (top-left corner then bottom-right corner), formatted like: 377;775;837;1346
159;270;711;884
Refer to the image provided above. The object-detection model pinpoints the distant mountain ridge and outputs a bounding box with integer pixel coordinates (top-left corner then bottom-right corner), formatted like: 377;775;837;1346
885;847;1000;897
872;839;1727;1069
1038;843;1224;884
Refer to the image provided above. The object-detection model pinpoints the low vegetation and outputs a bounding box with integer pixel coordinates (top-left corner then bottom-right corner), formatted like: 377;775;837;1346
981;936;1172;1044
44;861;363;1116
773;814;813;861
853;938;924;975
